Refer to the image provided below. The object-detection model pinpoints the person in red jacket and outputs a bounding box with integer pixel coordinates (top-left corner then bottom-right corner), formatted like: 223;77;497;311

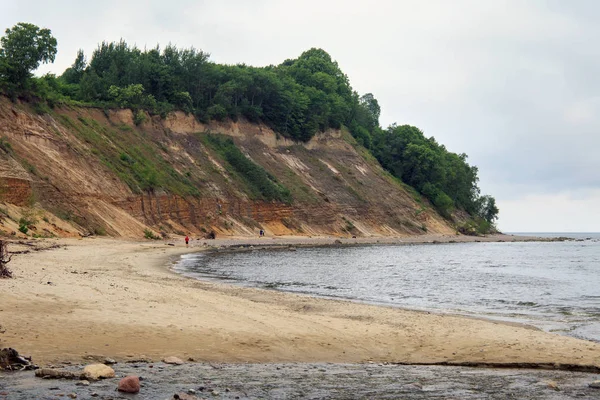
185;235;189;247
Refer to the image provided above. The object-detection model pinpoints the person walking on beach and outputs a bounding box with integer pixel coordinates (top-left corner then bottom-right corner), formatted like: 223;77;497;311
185;235;189;247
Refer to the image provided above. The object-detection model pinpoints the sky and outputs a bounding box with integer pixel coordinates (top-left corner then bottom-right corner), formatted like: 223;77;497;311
2;0;599;232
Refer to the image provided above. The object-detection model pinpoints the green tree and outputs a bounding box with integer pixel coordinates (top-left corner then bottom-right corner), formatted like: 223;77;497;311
477;195;499;223
0;22;57;88
62;49;87;84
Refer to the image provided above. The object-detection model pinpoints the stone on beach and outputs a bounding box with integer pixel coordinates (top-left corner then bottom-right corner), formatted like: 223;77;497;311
83;363;115;380
118;376;141;393
163;356;184;365
173;393;199;399
590;380;600;388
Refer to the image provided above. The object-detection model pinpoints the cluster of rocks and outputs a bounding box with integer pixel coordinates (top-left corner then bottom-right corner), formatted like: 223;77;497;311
2;353;600;399
32;356;191;396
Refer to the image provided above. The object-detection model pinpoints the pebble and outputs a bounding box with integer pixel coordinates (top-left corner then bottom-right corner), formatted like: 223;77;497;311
546;380;560;391
67;393;77;399
590;380;600;389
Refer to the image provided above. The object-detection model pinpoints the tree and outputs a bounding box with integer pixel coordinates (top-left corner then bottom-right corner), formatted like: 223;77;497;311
359;93;381;127
0;23;57;88
62;49;87;84
477;195;499;223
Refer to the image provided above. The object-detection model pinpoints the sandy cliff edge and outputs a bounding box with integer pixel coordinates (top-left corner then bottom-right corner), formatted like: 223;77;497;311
0;235;599;369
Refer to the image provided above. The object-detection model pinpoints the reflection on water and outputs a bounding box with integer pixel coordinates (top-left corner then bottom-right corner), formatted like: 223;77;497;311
174;234;600;342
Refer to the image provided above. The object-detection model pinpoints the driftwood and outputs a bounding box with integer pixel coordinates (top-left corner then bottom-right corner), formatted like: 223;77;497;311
35;368;81;379
0;240;12;278
0;348;37;371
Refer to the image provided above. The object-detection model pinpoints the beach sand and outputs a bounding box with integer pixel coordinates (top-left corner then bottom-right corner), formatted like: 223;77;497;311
1;235;599;368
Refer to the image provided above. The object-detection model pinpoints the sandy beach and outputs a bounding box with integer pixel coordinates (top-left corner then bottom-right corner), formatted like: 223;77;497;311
1;234;599;369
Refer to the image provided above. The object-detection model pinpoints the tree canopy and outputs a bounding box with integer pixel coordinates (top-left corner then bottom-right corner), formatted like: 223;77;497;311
0;22;57;90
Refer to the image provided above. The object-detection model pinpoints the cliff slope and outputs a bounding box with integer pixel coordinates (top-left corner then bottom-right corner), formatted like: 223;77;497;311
0;97;455;238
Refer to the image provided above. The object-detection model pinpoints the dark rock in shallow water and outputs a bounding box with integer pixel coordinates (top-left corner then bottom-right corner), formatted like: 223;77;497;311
173;393;199;399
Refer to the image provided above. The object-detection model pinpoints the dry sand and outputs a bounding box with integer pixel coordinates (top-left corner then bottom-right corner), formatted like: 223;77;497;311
1;235;599;369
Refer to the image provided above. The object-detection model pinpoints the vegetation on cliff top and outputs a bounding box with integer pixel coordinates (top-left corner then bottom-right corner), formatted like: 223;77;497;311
0;22;499;230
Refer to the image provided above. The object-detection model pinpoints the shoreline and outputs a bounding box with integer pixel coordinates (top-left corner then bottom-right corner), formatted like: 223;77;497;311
171;234;582;338
1;234;599;369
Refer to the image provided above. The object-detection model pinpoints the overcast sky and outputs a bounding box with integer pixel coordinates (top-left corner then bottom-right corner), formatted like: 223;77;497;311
3;0;599;232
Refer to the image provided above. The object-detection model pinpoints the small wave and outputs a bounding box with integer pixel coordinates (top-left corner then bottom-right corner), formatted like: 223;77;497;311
516;301;539;307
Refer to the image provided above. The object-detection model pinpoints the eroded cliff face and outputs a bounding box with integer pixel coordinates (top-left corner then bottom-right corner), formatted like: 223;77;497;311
0;97;455;238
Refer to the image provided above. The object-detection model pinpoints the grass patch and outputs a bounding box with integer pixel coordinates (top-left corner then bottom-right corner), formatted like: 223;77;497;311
0;137;13;154
200;134;292;203
144;229;160;240
59;112;199;196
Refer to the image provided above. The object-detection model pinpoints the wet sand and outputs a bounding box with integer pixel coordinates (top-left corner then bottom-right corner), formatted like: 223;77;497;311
1;234;599;369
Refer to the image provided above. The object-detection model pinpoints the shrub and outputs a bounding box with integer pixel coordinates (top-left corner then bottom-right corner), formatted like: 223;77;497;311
458;217;494;236
143;229;160;240
133;109;146;126
93;226;107;236
0;137;12;154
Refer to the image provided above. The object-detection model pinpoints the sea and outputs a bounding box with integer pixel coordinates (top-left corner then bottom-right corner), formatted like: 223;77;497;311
173;233;600;342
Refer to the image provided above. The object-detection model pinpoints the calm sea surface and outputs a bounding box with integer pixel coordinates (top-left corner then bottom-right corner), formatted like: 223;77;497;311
174;233;600;342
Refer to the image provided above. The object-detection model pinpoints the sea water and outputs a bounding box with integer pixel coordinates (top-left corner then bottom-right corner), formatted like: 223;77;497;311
174;233;600;342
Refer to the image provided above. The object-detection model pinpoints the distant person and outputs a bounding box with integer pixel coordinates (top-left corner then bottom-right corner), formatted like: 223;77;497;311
185;235;189;247
259;229;264;237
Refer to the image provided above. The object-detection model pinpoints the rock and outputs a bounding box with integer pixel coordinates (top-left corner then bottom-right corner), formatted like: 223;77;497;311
163;356;184;365
334;239;342;244
35;368;80;380
211;390;220;396
76;380;90;386
546;380;560;391
118;376;140;393
173;393;199;400
103;358;116;365
125;356;152;363
590;380;600;388
82;363;115;380
67;393;77;399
